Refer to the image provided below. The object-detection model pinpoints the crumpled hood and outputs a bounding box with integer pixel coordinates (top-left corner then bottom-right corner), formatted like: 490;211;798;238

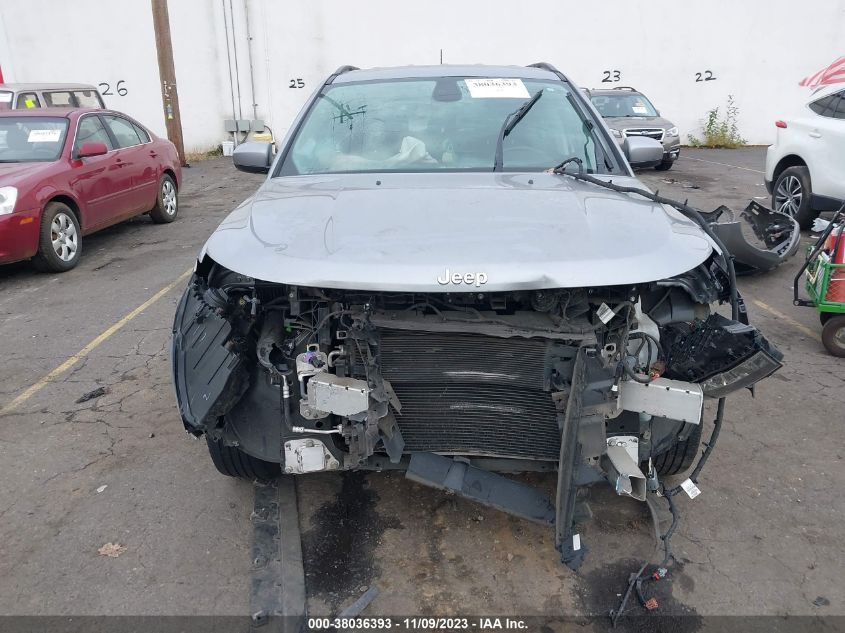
203;172;712;292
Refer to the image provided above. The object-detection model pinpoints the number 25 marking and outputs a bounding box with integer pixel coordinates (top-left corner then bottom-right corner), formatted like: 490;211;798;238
289;78;305;88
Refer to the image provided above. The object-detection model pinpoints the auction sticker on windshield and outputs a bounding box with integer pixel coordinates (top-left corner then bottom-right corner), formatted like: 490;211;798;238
464;78;530;99
27;129;62;142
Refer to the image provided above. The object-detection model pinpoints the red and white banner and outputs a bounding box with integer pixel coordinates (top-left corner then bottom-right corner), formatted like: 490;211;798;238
799;56;845;88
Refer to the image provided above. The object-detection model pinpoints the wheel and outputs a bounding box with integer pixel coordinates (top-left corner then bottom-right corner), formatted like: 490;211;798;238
654;159;673;171
32;202;82;272
821;315;845;357
149;174;178;223
773;166;817;229
651;422;702;476
820;311;834;326
206;436;280;481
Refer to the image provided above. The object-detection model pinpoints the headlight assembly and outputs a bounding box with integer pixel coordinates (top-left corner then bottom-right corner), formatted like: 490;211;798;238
666;127;679;137
0;186;18;216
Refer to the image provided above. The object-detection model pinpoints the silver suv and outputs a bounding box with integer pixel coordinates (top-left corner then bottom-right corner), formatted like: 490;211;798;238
172;64;781;569
588;86;680;170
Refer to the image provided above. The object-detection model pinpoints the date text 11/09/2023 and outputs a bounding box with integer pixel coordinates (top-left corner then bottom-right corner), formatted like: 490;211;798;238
308;617;529;630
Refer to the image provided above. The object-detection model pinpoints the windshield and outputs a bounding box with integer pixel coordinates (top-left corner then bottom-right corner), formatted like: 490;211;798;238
0;117;68;162
280;77;613;175
590;93;659;118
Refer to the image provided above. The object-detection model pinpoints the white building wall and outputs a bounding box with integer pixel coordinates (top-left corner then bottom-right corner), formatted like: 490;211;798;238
0;0;165;134
1;0;843;149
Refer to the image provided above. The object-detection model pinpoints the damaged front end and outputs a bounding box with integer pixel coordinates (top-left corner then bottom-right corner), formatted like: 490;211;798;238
172;251;782;568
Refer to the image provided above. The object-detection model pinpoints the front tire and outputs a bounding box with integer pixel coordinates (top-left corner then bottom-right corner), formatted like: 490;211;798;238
149;174;178;224
654;159;674;171
821;315;845;357
33;202;82;272
206;436;280;481
651;422;702;476
773;166;816;229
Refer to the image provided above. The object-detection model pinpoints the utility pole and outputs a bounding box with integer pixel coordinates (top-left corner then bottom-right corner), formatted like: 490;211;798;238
151;0;186;166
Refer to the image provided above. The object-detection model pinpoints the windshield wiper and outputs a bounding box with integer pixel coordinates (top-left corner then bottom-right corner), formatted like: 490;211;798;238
493;89;543;171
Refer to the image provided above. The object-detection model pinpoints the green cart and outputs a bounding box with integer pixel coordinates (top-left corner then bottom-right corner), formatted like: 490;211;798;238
794;208;845;357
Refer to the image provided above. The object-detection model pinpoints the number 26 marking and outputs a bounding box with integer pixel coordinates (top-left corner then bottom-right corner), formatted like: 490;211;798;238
98;80;127;96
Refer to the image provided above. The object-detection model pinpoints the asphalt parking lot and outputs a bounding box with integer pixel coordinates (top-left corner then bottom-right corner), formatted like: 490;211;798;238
0;148;842;626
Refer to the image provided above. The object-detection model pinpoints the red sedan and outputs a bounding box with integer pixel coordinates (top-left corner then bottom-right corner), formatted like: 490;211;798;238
0;108;181;271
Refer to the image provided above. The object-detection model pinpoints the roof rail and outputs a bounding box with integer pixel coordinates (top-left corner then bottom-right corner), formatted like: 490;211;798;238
526;62;573;85
325;65;359;85
527;62;559;73
612;86;638;92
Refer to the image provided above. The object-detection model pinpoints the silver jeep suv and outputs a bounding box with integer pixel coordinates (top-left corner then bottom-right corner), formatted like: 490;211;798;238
172;64;781;569
588;86;680;170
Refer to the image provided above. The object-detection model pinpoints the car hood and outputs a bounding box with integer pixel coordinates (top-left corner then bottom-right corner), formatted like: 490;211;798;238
203;172;713;292
0;161;56;186
603;116;674;130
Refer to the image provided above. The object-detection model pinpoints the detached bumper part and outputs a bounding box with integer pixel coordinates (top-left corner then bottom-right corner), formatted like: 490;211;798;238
406;452;556;524
706;201;800;274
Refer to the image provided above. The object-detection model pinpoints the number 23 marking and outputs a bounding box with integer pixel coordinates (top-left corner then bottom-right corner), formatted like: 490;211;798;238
601;70;621;83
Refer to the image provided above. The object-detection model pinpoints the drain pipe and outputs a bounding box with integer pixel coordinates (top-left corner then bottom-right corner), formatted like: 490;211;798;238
243;0;258;121
260;0;276;143
221;0;239;146
228;0;243;122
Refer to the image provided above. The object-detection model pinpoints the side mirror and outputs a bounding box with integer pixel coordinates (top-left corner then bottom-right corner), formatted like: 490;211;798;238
233;141;273;174
623;136;663;169
77;142;108;158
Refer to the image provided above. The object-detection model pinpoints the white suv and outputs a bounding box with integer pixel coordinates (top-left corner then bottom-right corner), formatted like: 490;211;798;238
765;86;845;228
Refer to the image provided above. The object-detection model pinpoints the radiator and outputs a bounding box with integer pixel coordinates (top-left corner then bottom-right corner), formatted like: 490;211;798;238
375;330;561;460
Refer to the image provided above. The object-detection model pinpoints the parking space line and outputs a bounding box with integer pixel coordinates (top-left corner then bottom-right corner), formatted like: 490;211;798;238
750;298;821;342
0;268;193;415
680;155;765;174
